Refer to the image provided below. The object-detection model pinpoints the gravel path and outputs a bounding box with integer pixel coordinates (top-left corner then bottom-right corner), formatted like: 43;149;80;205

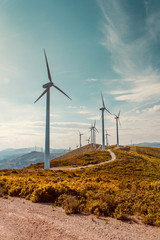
50;149;116;171
0;197;159;240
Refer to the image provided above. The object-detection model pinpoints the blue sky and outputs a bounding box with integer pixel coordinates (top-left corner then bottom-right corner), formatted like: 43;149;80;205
0;0;160;150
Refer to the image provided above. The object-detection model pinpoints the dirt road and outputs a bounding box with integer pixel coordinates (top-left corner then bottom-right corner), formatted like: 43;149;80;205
0;197;159;240
50;149;116;171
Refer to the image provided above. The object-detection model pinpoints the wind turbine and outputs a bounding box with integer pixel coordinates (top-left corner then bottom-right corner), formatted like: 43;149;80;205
79;131;84;148
105;130;111;147
99;93;112;150
89;123;93;144
114;111;121;147
85;137;90;145
92;121;98;148
34;49;71;170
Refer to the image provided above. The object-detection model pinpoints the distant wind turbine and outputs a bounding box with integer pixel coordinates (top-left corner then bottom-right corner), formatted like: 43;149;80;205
34;49;71;170
79;131;84;148
105;130;111;147
89;123;93;144
85;137;90;145
99;93;112;150
92;121;98;148
114;111;121;147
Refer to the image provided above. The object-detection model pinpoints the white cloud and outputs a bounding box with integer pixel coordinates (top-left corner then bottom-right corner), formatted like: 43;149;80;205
88;115;100;121
67;105;77;109
98;0;160;104
87;78;97;82
53;121;90;127
142;105;160;113
77;110;91;115
1;78;10;84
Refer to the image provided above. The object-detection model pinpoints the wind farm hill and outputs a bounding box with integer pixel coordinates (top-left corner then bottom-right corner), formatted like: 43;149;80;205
52;143;102;160
26;144;104;169
0;146;160;227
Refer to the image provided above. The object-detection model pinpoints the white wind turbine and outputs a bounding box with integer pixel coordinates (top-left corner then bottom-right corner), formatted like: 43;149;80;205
105;130;111;147
114;111;121;147
89;123;94;144
92;121;98;148
79;131;84;148
85;137;90;145
99;93;112;150
34;49;71;170
89;121;97;147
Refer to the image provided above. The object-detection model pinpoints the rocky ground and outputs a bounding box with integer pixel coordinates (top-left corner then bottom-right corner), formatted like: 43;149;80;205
0;197;159;240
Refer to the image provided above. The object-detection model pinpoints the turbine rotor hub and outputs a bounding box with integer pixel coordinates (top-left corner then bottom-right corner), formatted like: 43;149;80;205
43;82;53;88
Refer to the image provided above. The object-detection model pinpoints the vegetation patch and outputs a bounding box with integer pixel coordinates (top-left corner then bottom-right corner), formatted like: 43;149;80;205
0;147;160;226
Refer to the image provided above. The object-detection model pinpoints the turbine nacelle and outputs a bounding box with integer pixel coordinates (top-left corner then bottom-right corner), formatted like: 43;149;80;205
99;107;105;111
43;82;53;88
114;111;120;120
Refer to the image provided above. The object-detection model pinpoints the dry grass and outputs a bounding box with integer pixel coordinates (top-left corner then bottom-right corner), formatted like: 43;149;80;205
0;146;160;226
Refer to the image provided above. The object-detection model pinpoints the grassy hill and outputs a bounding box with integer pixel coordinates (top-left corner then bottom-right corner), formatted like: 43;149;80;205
0;146;160;226
26;144;102;169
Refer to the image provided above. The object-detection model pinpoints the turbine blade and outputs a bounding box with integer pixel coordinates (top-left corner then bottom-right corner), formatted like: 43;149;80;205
95;127;99;133
118;111;120;117
44;49;53;83
94;120;96;127
34;88;49;103
53;84;72;100
119;118;122;127
101;92;105;108
105;107;112;115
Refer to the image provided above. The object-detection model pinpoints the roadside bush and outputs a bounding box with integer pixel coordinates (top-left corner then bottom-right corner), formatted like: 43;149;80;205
63;195;80;214
30;184;59;203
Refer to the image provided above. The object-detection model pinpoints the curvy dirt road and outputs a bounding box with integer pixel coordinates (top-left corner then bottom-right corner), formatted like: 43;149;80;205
51;149;116;171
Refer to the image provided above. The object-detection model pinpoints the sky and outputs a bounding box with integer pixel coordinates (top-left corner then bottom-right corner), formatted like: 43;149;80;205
0;0;160;150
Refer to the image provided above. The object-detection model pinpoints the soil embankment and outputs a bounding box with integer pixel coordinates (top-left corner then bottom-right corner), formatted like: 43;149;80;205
0;197;159;240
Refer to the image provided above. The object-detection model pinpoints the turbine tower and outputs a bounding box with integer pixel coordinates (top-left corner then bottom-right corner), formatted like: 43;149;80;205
79;131;84;148
114;111;121;147
34;49;71;170
105;130;111;147
99;93;112;150
89;123;93;144
92;121;98;148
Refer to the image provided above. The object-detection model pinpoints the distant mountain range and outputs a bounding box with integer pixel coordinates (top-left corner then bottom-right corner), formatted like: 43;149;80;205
134;142;160;148
0;147;68;169
0;143;159;170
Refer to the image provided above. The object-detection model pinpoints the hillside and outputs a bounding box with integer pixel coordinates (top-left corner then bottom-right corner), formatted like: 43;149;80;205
0;146;160;226
53;143;101;160
0;148;67;169
26;144;102;169
135;142;160;148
